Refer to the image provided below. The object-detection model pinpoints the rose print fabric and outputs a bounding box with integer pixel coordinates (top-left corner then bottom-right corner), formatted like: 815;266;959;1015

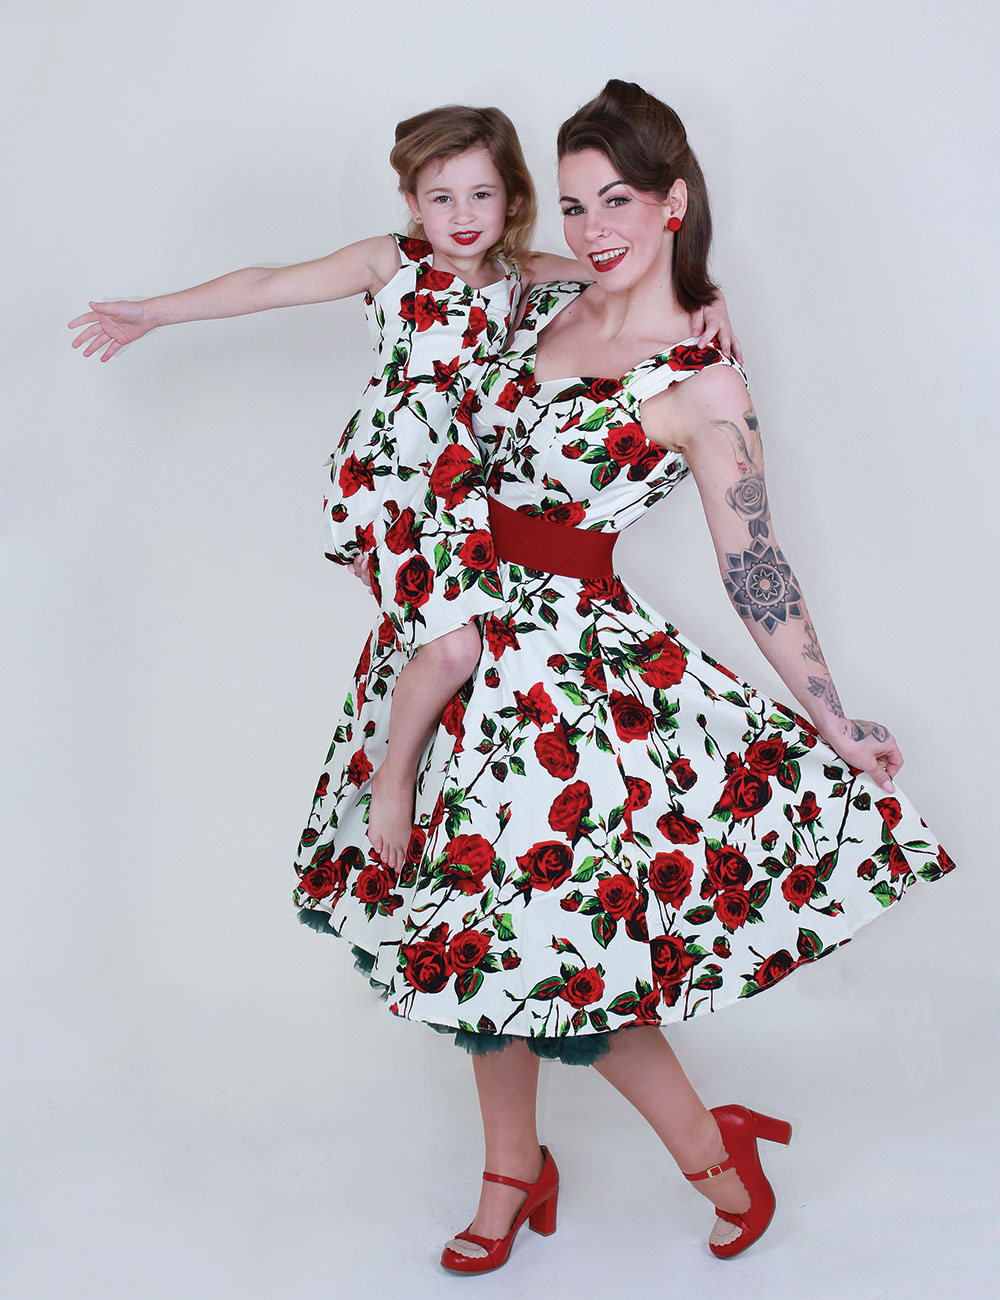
295;281;954;1052
322;233;518;653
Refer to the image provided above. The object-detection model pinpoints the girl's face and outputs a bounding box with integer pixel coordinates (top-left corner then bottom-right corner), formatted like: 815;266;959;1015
405;147;511;260
558;148;684;289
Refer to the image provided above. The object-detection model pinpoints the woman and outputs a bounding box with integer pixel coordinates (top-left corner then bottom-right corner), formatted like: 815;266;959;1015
296;80;954;1273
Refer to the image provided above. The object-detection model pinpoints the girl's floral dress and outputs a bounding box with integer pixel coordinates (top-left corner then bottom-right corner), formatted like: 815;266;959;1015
295;281;954;1062
321;232;517;652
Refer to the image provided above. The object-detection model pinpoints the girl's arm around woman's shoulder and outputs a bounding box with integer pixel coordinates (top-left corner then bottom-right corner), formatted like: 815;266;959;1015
68;235;401;362
640;364;902;792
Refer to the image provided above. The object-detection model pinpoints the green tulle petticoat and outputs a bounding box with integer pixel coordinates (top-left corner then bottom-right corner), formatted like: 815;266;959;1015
297;908;614;1065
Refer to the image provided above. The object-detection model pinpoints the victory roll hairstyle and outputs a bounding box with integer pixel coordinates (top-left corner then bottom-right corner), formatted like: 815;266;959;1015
557;80;719;312
390;105;537;269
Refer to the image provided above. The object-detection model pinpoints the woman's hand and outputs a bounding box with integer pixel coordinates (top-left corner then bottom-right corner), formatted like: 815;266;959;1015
817;717;903;794
68;300;154;362
350;556;376;595
693;292;743;364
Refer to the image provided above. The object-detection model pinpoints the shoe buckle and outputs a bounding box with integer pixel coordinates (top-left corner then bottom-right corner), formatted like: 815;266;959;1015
704;1164;726;1178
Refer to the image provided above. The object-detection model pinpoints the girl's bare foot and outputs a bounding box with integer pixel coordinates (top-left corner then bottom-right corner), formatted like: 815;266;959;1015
365;764;415;871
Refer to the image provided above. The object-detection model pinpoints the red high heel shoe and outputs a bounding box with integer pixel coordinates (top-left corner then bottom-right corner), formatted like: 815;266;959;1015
440;1145;559;1275
684;1104;793;1259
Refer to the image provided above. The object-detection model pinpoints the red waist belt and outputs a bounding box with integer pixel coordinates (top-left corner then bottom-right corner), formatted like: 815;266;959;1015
487;496;618;579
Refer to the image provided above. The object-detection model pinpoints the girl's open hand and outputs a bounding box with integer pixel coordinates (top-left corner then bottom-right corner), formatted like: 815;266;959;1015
67;300;154;362
693;294;743;365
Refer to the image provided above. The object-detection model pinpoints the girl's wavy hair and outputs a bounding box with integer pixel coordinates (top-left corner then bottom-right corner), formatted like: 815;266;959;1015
390;105;537;270
557;80;719;311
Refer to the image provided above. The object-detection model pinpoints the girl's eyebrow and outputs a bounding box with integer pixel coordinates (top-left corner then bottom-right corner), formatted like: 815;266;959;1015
425;182;498;195
559;180;627;203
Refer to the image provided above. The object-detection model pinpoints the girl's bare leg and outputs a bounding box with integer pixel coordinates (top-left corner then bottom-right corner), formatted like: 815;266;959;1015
367;620;482;870
592;1026;751;1231
444;1041;544;1259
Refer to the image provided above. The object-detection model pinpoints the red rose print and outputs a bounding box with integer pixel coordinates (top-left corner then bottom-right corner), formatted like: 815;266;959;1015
440;693;467;746
398;235;432;261
458;530;498;571
632;987;663;1024
794;791;821;824
429;443;477;509
416;264;456;292
548;781;593;840
501;950;522;970
669;757;697;790
353;863;396;904
713;936;731;958
937;845;956;873
585;377;622;401
402;930;452;993
299;844;357;901
338;454;376;497
377;614;397;650
495;380;524;411
440;834;494;894
328;503;348;522
745;735;787;777
576;577;632;616
624;775;652;812
714;887;751;929
668;343;721;371
648;851;695;908
401;291;450;332
516;841;574;891
704;843;752;893
583;656;607;690
627;445;666;481
857;857;877;880
604;423;649;466
461;305;489;350
560;966;606;1008
385;507;420;555
756;949;797;988
595;873;639;919
637;631;686;688
313;773;330;801
541;501;586;526
347;748;373;787
447;928;492;974
394;555;434;609
760;830;779;851
534;721;580;781
650;934;695;991
609;690;655;743
484;614;520;659
718;766;773;821
875;797;902;832
781;866;816;906
484;666;501;687
887;845;909;878
514;682;557;728
656;810;703;845
433;356;462;393
405;826;426;866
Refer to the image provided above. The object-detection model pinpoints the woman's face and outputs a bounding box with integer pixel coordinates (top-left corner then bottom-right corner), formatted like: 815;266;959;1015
558;148;683;289
405;147;510;260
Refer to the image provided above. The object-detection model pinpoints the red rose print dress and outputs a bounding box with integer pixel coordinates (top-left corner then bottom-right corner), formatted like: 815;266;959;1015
295;281;954;1060
322;233;518;653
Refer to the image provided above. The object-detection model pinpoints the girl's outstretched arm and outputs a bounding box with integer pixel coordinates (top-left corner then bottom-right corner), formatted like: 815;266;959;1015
68;235;401;362
521;250;742;362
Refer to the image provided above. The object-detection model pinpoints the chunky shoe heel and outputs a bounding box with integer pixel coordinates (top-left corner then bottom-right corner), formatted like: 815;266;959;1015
528;1189;558;1236
440;1145;560;1274
750;1110;793;1146
683;1103;792;1260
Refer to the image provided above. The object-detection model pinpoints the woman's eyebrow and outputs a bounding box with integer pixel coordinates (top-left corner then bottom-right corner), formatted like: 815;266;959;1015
559;180;627;203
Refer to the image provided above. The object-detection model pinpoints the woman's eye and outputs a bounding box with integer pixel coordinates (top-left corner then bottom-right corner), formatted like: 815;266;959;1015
561;205;583;217
607;195;630;207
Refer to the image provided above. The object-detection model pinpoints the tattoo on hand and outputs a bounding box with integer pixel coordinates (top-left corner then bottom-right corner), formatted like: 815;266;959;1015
849;719;890;743
723;539;803;634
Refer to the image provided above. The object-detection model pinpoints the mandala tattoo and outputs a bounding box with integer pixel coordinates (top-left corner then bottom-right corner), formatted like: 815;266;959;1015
723;539;803;634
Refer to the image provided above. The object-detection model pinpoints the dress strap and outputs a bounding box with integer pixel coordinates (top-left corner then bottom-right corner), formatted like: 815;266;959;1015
391;231;435;267
519;280;589;334
625;345;748;410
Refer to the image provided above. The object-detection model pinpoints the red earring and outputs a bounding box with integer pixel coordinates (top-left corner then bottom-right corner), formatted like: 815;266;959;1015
667;216;682;232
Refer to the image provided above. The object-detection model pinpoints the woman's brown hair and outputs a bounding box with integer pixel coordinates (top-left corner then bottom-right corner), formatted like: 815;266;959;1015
556;80;718;312
390;106;537;270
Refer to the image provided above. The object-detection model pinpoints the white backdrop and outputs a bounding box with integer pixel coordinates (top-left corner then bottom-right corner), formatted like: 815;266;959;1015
3;2;997;1297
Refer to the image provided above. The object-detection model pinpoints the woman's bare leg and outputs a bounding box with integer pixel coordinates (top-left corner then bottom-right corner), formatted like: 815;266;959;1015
367;621;482;870
444;1041;544;1258
592;1026;751;1222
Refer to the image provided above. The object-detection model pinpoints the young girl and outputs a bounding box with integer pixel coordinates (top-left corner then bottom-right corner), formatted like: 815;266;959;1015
68;104;738;890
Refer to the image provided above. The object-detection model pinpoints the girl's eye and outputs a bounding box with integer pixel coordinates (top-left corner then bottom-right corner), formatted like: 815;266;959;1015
432;195;451;204
474;191;493;200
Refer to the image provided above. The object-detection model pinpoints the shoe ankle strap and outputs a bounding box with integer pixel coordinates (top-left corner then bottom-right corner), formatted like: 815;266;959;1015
482;1169;535;1191
683;1154;736;1182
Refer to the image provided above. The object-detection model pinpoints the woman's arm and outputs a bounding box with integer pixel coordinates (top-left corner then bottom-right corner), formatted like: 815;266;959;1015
642;364;901;792
68;234;400;362
522;251;742;361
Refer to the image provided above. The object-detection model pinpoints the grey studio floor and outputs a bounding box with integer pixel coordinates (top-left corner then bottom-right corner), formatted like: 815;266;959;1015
5;888;990;1300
